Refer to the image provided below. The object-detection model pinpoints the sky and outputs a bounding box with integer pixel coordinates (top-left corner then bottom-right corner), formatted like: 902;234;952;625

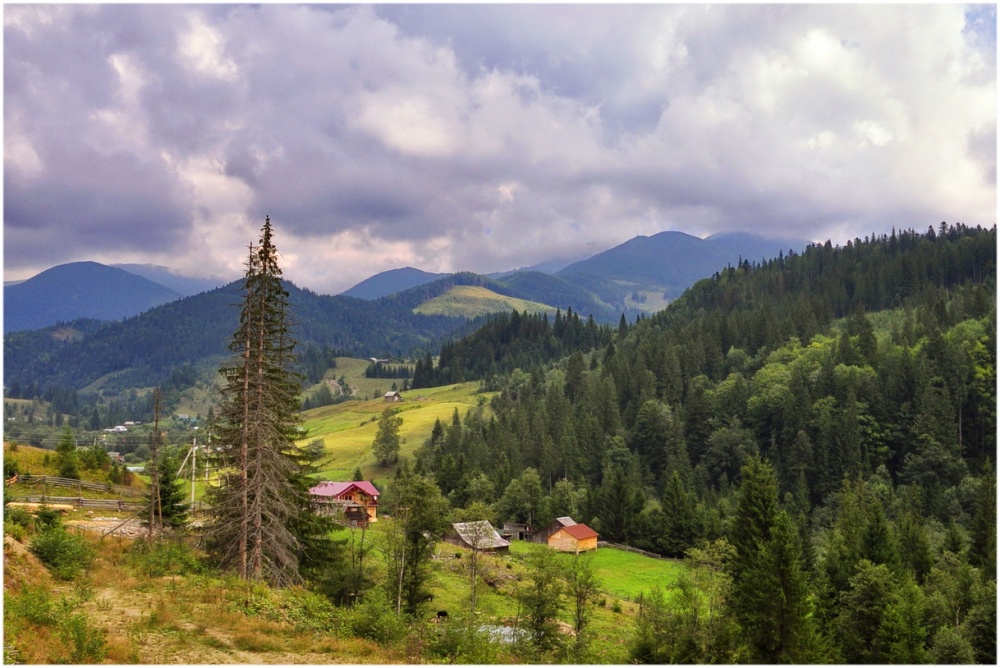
4;3;996;295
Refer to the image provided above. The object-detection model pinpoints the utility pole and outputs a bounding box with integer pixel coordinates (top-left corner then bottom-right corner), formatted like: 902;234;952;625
191;437;197;508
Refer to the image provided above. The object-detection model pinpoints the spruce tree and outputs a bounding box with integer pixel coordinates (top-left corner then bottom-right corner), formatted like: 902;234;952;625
729;457;813;662
153;453;189;528
205;217;323;587
55;427;79;479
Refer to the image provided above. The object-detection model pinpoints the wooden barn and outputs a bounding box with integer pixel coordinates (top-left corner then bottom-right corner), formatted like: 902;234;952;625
533;517;578;544
444;521;511;554
309;480;380;526
546;522;598;553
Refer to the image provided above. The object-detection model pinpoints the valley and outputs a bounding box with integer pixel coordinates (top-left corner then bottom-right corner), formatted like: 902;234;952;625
3;223;996;664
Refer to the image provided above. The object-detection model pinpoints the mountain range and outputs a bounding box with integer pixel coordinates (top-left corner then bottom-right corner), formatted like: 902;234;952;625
3;228;812;396
3;262;184;334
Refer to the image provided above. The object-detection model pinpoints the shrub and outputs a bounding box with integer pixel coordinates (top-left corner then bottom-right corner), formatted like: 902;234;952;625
34;506;63;531
5;586;57;626
346;590;406;645
282;588;337;632
4;520;26;542
29;528;95;580
426;614;503;664
127;538;202;577
4;505;32;529
59;613;108;663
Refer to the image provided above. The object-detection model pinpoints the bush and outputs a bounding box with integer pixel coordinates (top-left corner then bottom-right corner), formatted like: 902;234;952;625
346;590;406;645
426;614;503;663
4;505;32;529
4;520;26;542
29;528;95;580
127;538;203;577
5;586;57;626
35;507;63;531
59;612;108;663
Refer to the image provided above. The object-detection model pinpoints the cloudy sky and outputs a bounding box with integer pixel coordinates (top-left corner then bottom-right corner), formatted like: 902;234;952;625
4;3;996;294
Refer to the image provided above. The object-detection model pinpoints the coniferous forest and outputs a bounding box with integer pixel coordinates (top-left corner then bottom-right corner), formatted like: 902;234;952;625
3;224;995;664
412;224;996;663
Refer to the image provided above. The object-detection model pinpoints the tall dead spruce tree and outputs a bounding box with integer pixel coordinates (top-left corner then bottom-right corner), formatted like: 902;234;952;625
206;217;313;587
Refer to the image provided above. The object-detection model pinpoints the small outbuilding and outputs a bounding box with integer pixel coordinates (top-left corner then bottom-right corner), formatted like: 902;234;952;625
547;522;599;553
533;516;577;544
383;391;403;402
444;520;511;554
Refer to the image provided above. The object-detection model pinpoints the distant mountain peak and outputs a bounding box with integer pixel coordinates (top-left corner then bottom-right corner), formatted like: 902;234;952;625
341;267;447;300
4;261;183;333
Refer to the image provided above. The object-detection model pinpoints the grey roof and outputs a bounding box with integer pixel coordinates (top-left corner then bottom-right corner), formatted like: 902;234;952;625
452;521;510;550
554;517;577;527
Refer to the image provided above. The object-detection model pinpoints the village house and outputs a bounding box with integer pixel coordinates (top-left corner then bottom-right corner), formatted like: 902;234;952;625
533;517;577;544
309;480;380;526
547;523;599;553
383;390;403;402
534;517;599;552
444;520;510;554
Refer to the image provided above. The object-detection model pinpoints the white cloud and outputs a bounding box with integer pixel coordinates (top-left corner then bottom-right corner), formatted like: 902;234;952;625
3;4;994;292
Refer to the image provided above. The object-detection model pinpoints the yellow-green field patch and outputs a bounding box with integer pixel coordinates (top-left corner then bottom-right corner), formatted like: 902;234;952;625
414;286;557;319
299;382;493;481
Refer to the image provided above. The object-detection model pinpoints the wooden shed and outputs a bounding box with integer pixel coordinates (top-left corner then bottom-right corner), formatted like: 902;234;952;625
547;523;598;553
533;517;577;544
444;521;511;554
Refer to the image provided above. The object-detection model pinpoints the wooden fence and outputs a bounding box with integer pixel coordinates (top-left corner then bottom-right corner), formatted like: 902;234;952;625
8;474;143;498
7;495;144;510
599;540;680;562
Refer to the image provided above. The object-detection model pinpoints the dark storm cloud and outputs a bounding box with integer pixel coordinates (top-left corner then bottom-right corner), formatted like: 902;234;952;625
4;4;995;292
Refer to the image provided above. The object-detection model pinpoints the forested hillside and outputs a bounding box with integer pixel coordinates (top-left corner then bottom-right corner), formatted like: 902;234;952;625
3;282;465;399
411;224;996;662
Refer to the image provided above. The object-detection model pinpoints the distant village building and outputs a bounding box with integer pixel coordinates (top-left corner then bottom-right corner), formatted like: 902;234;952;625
383;390;403;402
104;425;128;433
107;452;125;464
444;521;510;554
309;480;380;526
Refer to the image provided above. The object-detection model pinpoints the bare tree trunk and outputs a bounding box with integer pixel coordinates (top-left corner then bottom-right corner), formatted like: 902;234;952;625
239;244;253;581
148;388;162;538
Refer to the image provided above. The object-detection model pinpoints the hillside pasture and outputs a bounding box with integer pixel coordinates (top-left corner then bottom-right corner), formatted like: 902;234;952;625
507;540;685;601
413;285;557;319
299;382;492;483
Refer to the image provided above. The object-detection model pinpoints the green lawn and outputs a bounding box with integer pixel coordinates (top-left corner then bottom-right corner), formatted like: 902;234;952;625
426;539;686;663
507;540;686;601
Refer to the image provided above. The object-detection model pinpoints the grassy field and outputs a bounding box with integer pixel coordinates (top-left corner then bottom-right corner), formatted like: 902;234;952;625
507;540;685;601
307;357;416;402
3;510;686;664
426;537;685;663
413;285;558;319
299;381;492;484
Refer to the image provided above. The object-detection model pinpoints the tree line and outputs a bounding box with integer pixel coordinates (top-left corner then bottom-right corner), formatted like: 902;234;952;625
409;223;995;662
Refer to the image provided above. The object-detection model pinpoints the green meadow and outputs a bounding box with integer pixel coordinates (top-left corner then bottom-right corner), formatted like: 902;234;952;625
299;377;493;485
413;285;557;319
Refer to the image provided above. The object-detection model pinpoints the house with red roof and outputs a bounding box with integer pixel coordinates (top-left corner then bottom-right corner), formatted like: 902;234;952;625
549;523;599;553
536;517;599;552
309;480;380;525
